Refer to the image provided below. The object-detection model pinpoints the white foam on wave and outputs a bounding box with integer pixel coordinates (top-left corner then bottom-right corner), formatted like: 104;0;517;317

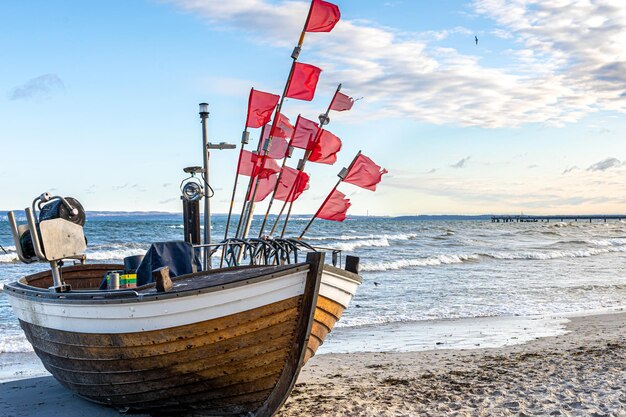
483;246;626;260
588;238;626;247
0;246;19;263
0;335;33;353
362;254;479;271
333;238;390;251
86;247;148;261
0;253;19;263
309;233;418;242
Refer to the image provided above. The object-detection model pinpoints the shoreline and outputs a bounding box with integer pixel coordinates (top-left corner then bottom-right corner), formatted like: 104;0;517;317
0;311;624;416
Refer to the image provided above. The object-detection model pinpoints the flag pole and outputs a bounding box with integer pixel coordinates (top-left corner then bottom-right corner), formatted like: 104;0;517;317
242;1;315;239
273;158;306;237
235;125;266;239
298;150;361;240
224;128;249;241
257;141;293;237
272;84;342;237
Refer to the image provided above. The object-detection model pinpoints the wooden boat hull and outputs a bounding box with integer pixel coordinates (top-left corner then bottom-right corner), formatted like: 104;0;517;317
4;253;326;416
305;265;361;362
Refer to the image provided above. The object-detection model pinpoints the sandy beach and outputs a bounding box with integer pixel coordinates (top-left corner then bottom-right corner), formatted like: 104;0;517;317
1;311;624;417
280;312;626;417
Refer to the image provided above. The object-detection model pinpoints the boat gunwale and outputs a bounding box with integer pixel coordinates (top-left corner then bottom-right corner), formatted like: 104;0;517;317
322;263;363;284
4;263;310;305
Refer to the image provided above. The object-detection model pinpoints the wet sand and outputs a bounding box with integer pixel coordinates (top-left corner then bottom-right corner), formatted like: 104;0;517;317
1;312;624;416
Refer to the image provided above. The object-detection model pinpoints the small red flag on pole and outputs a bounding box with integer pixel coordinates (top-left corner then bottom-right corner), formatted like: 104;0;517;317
305;0;341;33
291;115;320;150
237;150;281;177
329;91;354;112
308;129;342;165
275;167;310;202
286;63;322;101
316;189;351;221
343;154;388;191
266;113;295;139
260;136;290;159
245;89;280;128
247;173;278;202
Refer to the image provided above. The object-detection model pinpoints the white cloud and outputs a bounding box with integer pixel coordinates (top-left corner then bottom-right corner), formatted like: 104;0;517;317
164;0;626;128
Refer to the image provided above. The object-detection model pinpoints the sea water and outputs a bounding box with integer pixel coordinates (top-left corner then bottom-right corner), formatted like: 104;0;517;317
1;213;625;356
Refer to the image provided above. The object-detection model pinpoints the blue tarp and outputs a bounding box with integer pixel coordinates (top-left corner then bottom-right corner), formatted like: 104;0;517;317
136;241;202;286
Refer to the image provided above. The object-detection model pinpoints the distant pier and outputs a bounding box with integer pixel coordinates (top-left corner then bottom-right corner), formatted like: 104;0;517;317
491;215;626;223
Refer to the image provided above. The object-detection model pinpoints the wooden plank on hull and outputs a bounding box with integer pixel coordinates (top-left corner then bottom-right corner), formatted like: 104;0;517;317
20;296;301;349
64;356;287;403
255;251;324;417
26;317;297;376
316;295;345;321
19;302;301;361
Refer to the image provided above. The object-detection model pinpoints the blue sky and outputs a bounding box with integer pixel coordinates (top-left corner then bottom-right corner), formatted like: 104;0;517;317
1;0;625;215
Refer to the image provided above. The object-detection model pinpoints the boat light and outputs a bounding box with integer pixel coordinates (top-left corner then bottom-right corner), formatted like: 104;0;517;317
182;181;204;202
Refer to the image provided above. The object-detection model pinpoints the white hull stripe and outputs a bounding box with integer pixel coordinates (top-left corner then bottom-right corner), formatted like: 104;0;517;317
9;271;308;334
319;271;360;309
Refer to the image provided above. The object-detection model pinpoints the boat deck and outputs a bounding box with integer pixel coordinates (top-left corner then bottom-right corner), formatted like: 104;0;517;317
7;263;309;303
140;264;306;293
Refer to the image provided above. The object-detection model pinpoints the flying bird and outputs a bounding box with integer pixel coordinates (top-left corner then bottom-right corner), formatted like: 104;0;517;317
475;35;478;45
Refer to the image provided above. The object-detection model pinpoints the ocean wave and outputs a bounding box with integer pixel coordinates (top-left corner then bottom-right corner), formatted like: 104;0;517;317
482;246;626;260
588;238;626;247
86;247;148;261
333;238;390;251
308;233;418;242
0;335;33;353
0;253;19;263
361;254;479;271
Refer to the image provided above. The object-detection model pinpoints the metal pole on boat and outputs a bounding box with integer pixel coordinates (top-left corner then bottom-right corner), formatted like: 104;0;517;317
224;129;249;241
199;103;211;270
298;151;361;240
271;84;342;237
235;126;267;240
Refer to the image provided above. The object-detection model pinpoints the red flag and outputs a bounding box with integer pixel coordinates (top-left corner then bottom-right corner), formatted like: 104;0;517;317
266;113;294;139
275;167;310;202
330;91;354;112
260;135;290;159
291;116;320;150
309;129;342;165
316;189;351;222
260;114;294;159
247;173;278;202
237;150;280;178
246;89;280;128
286;63;322;101
305;0;341;33
344;154;388;191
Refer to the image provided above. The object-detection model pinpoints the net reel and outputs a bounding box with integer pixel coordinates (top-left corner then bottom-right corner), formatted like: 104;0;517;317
8;192;87;292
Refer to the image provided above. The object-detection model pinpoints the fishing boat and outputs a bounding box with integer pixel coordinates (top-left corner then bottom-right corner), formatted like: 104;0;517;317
2;193;361;416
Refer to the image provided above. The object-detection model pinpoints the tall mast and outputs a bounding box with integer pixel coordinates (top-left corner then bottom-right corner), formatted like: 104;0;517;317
241;2;316;239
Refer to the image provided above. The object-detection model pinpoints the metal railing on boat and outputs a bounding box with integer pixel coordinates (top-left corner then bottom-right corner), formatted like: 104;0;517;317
192;238;342;270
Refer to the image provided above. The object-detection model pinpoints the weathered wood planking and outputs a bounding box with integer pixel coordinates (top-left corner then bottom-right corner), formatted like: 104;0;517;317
9;254;326;416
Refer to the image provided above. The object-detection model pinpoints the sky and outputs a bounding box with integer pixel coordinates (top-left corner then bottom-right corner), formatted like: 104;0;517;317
1;0;625;216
